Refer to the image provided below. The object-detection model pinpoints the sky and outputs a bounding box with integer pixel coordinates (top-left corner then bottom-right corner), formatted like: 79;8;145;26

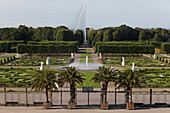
0;0;170;29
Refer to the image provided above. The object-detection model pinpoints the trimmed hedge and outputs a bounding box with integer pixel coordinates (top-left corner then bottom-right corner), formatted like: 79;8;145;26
150;42;161;48
161;43;170;53
27;41;80;47
0;42;11;52
98;45;155;54
95;41;150;52
0;41;24;53
17;44;77;54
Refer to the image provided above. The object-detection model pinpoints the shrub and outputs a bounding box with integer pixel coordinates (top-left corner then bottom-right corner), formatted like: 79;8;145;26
17;44;78;54
98;45;155;54
161;42;170;53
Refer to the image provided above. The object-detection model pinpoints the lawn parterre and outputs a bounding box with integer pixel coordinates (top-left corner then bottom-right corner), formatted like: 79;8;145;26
0;67;60;87
4;57;68;66
140;69;170;88
105;57;169;67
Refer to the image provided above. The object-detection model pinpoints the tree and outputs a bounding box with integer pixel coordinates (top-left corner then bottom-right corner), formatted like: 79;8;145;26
103;29;113;41
91;66;117;104
74;30;84;44
56;29;74;41
117;69;145;104
138;30;153;41
58;67;85;105
31;69;58;108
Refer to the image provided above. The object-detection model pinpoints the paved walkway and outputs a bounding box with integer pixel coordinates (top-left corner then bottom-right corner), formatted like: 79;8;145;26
0;107;170;113
160;54;170;58
73;44;100;64
90;49;100;63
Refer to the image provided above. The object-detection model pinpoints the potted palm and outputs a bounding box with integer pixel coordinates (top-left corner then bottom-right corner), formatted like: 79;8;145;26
118;69;145;110
31;69;58;109
58;67;85;109
91;66;117;110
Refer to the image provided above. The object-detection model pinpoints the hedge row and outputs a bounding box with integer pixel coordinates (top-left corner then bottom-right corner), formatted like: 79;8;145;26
17;44;77;53
27;41;80;47
150;42;161;48
95;41;150;52
161;43;170;53
0;41;24;52
98;45;155;54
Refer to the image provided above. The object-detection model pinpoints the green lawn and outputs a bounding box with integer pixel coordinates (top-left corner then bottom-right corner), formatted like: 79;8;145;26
156;54;169;58
81;54;92;58
79;49;91;54
80;59;93;63
76;72;100;88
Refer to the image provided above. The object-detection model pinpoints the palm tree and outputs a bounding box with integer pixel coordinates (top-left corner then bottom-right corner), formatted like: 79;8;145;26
31;69;58;108
58;67;85;105
91;66;117;104
118;69;145;104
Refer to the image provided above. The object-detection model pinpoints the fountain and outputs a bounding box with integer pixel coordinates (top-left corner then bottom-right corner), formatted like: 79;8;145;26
46;57;50;65
122;57;125;66
132;62;135;71
69;55;103;70
40;62;44;71
75;5;86;43
86;56;88;66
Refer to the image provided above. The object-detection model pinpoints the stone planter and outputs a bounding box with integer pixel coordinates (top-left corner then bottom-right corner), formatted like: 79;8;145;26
126;102;134;110
68;102;76;109
101;102;108;110
43;102;51;109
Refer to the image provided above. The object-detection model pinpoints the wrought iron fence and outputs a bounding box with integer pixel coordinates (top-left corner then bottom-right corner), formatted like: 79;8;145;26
0;88;170;108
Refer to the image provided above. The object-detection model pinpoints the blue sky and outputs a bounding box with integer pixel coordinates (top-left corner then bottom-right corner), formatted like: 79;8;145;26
0;0;170;29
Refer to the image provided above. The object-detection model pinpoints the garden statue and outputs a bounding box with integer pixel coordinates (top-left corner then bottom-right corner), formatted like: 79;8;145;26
132;62;135;71
99;53;102;58
71;53;74;58
40;62;44;71
154;54;156;59
16;53;19;58
122;57;125;66
46;57;50;65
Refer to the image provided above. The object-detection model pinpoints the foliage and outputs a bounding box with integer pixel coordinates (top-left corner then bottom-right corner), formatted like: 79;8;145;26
91;66;117;103
117;69;145;103
17;44;78;53
161;42;170;53
58;67;85;103
31;69;58;103
97;45;155;54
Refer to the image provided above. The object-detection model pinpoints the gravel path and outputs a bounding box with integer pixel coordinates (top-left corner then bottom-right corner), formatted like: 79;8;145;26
0;107;170;113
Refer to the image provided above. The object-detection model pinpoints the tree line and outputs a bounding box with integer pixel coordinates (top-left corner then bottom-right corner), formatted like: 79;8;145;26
0;25;84;44
87;25;170;45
